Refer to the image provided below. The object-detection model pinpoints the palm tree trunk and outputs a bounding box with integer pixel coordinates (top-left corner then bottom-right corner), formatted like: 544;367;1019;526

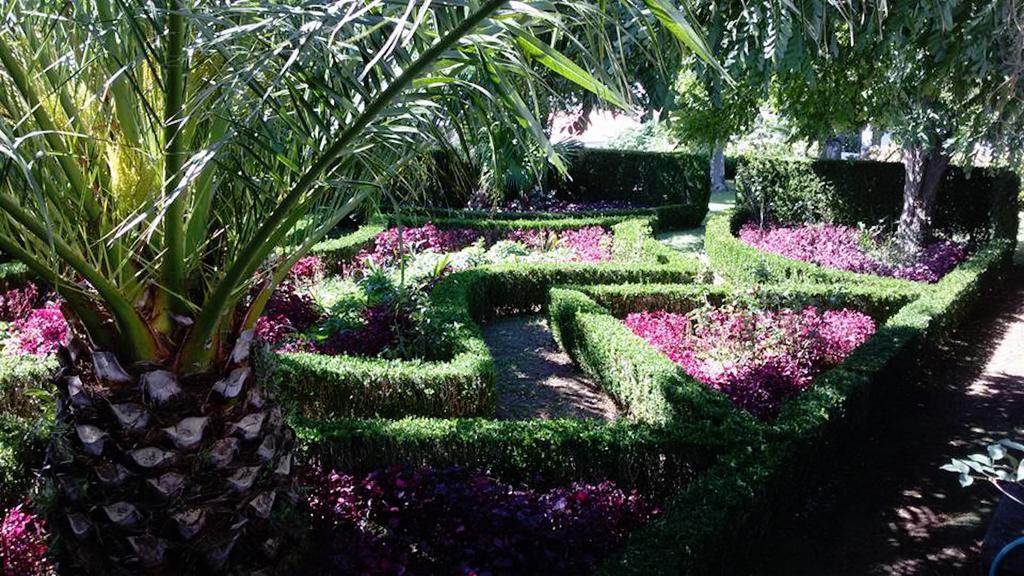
45;332;299;575
896;141;950;251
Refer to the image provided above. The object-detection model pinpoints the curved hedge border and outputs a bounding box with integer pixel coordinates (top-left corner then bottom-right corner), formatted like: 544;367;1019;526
257;218;701;420
590;237;1015;575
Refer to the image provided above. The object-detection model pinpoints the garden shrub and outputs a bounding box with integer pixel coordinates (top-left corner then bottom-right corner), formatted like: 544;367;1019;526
552;149;710;210
736;155;835;225
0;356;55;508
729;156;1020;241
705;210;926;290
306;223;385;269
304;464;660;575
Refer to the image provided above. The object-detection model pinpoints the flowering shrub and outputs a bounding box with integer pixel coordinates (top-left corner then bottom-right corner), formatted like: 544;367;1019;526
738;223;967;283
364;223;484;268
288;256;326;285
305;465;658;575
261;223;614;360
559;226;613;262
3;305;68;356
625;305;875;418
318;303;414;357
0;284;39;322
0;504;51;576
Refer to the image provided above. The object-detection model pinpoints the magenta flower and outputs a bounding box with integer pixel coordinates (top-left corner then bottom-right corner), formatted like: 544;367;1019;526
5;304;67;356
737;223;968;283
0;504;51;576
304;465;658;575
558;226;613;262
288;256;325;285
625;305;875;418
0;284;40;322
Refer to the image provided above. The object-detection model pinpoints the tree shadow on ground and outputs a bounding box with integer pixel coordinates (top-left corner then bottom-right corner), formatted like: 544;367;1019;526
745;268;1024;576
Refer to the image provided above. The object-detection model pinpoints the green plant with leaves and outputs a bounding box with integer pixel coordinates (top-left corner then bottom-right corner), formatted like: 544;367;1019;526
942;439;1024;496
0;0;721;573
776;1;1024;250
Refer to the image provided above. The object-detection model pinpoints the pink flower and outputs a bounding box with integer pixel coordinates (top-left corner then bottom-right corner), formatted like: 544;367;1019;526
737;223;968;283
625;305;875;418
558;226;613;262
0;284;40;322
5;304;67;356
0;504;50;576
288;256;325;285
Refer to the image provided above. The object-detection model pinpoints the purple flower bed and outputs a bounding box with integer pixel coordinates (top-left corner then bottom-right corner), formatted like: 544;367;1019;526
3;303;68;357
355;222;613;270
305;465;658;575
738;223;967;283
625;305;876;418
0;504;50;576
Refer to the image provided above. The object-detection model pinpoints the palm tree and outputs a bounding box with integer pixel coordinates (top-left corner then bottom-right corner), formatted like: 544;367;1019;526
0;0;718;572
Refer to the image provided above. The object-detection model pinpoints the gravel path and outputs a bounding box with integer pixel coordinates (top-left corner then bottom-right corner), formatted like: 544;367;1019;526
656;187;735;255
482;315;620;421
746;233;1024;575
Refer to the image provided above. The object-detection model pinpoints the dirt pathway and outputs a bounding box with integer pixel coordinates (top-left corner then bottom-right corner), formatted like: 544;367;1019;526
481;315;620;421
749;244;1024;575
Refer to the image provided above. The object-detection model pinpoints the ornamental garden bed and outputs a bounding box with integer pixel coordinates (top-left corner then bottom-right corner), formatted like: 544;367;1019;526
256;217;700;421
584;238;1015;575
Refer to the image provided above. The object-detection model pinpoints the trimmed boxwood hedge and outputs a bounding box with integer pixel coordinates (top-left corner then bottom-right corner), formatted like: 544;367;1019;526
386;202;710;232
588;236;1015;575
257;218;701;420
732;156;1020;241
554;148;710;209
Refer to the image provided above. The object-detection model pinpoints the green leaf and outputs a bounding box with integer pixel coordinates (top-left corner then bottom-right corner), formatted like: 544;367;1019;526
641;0;731;84
514;32;629;110
959;473;974;488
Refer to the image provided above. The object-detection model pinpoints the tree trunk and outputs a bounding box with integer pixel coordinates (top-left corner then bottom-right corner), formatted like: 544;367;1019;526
896;142;951;250
45;331;299;575
821;134;844;159
710;142;727;195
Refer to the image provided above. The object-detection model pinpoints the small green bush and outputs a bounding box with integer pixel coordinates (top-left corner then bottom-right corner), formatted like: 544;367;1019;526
736;156;835;225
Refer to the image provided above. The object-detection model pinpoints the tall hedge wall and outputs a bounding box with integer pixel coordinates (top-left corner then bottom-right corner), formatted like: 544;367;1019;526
734;156;1020;241
554;148;711;210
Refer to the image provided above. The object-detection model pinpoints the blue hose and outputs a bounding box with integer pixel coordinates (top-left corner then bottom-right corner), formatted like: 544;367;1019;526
991;536;1024;576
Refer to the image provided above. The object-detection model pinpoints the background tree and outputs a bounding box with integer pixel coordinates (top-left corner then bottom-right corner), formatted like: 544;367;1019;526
0;0;713;572
776;0;1024;249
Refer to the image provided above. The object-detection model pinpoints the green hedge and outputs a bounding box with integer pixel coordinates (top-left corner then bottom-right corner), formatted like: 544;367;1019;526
733;156;1020;241
294;415;743;496
0;355;56;506
704;209;926;291
258;218;701;420
553;148;711;219
392;203;710;231
590;237;1015;575
306;223;384;269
